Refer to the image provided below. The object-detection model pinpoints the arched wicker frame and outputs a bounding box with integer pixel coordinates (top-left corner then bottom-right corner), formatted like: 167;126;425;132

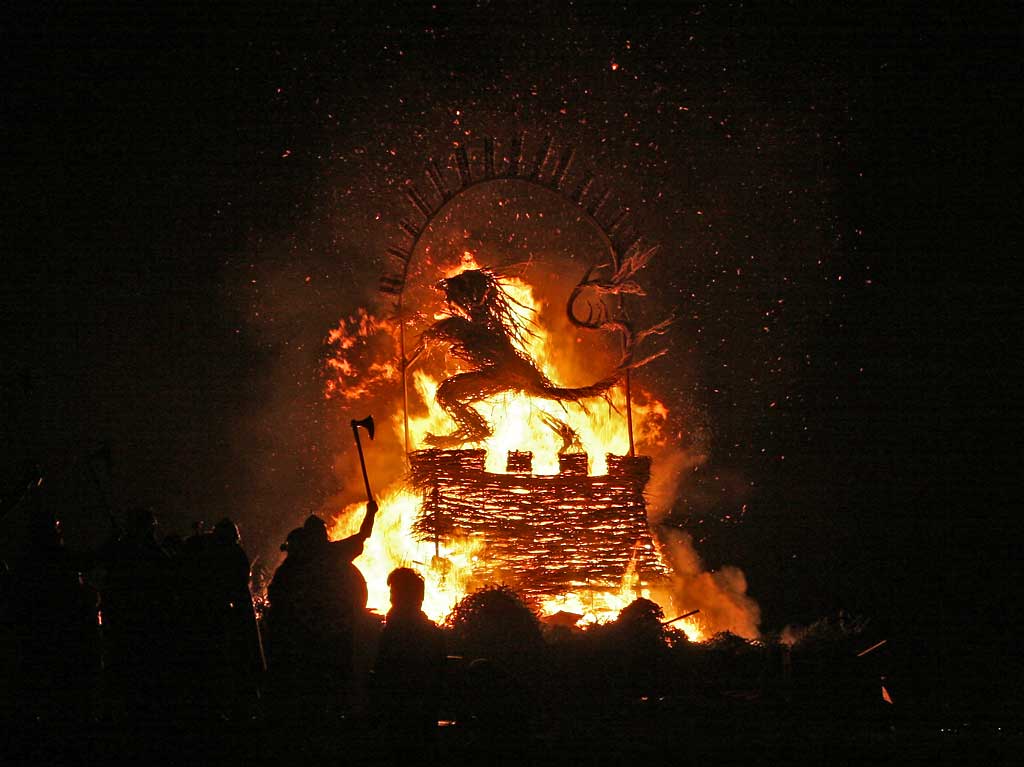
377;133;656;459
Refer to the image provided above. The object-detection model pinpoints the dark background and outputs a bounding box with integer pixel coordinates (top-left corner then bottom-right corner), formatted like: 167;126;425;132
3;3;1019;718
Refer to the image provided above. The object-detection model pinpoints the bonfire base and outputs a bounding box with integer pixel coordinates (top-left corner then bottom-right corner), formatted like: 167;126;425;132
410;448;669;600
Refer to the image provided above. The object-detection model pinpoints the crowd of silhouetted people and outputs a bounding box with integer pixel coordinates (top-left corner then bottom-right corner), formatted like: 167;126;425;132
1;482;901;763
0;495;388;716
2;494;458;760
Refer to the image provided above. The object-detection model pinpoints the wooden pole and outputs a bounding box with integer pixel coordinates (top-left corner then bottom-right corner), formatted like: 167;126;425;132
624;369;635;457
400;297;410;459
663;609;700;626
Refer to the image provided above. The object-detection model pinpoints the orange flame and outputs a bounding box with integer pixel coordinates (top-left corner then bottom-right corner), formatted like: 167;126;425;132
324;308;400;402
328;487;484;621
325;253;706;641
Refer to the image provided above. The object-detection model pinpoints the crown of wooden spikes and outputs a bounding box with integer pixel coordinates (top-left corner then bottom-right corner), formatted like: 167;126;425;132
377;132;656;302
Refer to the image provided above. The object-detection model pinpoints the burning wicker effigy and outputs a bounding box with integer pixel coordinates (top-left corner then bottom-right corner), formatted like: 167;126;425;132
350;135;680;609
410;447;669;600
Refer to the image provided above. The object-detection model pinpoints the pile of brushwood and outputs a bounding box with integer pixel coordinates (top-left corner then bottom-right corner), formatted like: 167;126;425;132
435;586;891;732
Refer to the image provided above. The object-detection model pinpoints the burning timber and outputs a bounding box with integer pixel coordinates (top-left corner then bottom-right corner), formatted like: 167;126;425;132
410;448;670;600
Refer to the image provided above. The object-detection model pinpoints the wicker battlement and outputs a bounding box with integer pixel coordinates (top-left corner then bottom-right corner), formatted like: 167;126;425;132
409;448;669;599
505;450;534;473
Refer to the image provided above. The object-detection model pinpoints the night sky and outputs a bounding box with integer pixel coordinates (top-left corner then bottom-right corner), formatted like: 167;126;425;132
4;4;1020;713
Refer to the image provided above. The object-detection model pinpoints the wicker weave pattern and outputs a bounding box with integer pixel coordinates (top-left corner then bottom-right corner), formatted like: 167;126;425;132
410;448;669;599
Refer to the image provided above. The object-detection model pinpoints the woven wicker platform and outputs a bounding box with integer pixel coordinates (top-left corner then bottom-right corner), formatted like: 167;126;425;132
410;448;669;599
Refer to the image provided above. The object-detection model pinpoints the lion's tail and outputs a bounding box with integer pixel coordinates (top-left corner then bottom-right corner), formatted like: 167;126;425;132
540;347;667;402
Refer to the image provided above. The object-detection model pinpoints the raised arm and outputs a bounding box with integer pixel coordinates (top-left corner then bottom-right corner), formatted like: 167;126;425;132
357;499;378;542
330;499;379;562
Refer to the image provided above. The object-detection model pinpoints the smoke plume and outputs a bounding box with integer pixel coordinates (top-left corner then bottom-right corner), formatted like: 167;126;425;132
660;527;761;640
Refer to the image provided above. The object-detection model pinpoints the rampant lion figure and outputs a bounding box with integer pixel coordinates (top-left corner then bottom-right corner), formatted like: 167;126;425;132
412;254;669;448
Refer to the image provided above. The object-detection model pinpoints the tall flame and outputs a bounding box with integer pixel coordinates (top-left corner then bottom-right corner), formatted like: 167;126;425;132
325;254;706;641
328;486;484;621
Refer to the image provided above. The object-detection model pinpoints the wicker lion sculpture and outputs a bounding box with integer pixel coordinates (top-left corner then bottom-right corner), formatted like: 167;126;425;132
414;255;669;448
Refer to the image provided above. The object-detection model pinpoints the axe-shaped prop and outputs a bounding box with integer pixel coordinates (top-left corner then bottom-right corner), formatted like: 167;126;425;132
350;415;375;503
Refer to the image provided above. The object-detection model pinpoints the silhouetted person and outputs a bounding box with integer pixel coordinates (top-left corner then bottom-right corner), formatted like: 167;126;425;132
209;518;264;714
303;511;369;607
9;509;102;725
177;518;262;718
374;567;445;751
265;526;310;677
306;496;378;571
101;507;174;720
266;500;376;719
